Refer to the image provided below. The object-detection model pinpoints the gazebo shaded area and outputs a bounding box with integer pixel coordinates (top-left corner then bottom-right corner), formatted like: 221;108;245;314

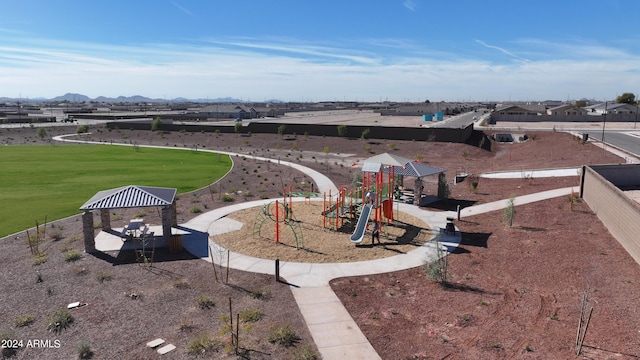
80;185;178;253
363;153;446;206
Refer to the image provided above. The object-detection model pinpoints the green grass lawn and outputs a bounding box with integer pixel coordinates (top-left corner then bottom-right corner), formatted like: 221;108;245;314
0;144;232;238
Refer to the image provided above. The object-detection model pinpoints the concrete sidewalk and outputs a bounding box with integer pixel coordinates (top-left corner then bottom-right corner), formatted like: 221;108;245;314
459;186;579;218
54;133;577;359
183;199;458;359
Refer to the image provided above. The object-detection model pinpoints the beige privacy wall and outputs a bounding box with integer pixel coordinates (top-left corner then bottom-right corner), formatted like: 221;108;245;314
581;164;640;266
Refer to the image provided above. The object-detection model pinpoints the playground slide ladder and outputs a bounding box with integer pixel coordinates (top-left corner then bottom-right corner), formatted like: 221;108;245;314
350;204;372;244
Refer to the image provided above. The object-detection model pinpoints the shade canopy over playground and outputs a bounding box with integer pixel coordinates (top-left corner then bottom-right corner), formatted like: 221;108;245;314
363;153;413;167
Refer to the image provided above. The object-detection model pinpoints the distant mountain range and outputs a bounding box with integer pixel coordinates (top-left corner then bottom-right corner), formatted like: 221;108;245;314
0;93;264;103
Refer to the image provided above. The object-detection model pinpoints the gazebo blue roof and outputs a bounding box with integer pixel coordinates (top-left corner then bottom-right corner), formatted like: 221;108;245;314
80;185;176;210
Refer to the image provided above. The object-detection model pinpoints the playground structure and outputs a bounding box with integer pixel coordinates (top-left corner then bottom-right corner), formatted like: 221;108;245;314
349;162;395;244
253;194;304;249
319;162;396;244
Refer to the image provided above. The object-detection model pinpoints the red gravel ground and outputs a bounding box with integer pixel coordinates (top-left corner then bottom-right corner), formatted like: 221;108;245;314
1;124;639;359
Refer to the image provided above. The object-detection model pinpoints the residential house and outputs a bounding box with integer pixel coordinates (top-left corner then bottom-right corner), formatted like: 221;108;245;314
585;102;638;115
547;104;587;116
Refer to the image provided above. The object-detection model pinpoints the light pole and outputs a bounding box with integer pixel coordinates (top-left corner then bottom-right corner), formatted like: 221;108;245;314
635;93;638;129
601;101;608;153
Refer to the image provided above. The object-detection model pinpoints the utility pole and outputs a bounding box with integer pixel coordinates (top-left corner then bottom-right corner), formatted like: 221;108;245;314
601;101;608;153
635;93;638;129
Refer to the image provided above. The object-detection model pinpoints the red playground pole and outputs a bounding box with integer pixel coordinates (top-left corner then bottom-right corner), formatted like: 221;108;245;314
323;192;326;229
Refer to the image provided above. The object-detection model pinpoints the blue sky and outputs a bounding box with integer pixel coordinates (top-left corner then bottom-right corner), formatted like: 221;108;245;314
1;0;639;102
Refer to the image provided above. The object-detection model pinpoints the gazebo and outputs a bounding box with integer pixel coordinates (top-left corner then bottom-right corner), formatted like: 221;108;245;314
80;185;177;253
363;153;446;206
382;161;445;202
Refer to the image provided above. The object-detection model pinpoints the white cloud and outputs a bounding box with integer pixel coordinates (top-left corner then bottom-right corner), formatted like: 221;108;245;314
170;1;194;17
403;0;419;11
475;39;531;63
1;34;640;101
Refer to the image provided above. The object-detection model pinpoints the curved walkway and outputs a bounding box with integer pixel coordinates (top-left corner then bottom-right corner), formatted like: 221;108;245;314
54;133;576;359
54;133;457;359
480;167;581;179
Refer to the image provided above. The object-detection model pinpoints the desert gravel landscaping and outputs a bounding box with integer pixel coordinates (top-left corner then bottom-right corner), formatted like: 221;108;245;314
1;124;639;359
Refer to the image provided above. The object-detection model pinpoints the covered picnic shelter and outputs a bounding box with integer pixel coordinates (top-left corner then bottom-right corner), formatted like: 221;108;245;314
80;185;177;253
363;153;446;205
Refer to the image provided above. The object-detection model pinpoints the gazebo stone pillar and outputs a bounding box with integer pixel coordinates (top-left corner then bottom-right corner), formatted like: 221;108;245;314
162;205;173;242
82;211;95;253
170;201;178;227
100;209;111;231
437;173;447;198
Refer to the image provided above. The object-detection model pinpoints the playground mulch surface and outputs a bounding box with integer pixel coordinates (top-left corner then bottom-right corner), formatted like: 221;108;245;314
2;125;640;359
217;202;431;263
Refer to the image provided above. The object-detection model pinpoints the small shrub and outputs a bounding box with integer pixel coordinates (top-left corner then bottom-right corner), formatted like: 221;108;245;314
50;230;64;241
174;279;190;289
96;272;113;283
67;235;82;243
196;295;215;309
240;309;263;323
361;128;370;140
47;309;74;333
336;124;348;137
76;125;89;134
74;266;88;276
249;289;271;300
292;345;319;360
32;252;47;265
15;314;35;327
221;194;235;202
64;250;82;262
268;324;299;347
186;333;221;356
179;319;195;333
77;342;93;359
189;206;202;214
151;117;163;131
37;127;48;138
134;210;146;218
503;196;516;227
